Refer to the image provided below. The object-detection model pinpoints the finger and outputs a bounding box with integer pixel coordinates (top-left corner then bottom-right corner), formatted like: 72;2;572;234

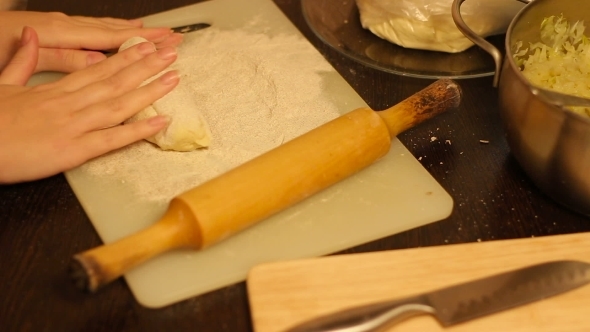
0;85;29;99
154;33;184;49
74;70;179;130
56;41;159;90
72;46;177;106
36;48;106;73
67;115;170;167
0;27;39;86
71;16;143;28
127;19;144;28
38;26;174;51
49;114;169;175
60;46;178;113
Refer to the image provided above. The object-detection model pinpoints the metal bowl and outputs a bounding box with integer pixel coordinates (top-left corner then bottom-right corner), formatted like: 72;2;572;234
453;0;590;216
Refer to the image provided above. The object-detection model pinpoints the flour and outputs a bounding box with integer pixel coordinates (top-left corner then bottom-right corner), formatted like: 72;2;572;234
81;26;341;203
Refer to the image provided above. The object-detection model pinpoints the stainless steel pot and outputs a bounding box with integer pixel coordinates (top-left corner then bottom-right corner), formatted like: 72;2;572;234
452;0;590;216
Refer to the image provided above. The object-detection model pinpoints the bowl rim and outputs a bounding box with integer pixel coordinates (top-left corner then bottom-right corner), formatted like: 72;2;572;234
503;0;590;126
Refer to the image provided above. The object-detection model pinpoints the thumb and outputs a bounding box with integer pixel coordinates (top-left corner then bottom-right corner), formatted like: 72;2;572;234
0;26;39;86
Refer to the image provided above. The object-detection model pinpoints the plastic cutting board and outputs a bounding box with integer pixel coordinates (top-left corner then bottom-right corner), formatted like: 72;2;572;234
28;0;453;308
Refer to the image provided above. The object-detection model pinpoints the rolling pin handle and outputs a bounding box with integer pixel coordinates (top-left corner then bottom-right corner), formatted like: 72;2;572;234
378;79;462;138
70;200;202;292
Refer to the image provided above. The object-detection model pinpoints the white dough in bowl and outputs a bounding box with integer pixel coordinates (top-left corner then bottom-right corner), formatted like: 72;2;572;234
355;0;525;53
118;37;212;151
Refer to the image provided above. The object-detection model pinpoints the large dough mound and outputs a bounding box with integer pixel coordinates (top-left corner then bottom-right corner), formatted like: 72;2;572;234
119;37;211;151
355;0;524;53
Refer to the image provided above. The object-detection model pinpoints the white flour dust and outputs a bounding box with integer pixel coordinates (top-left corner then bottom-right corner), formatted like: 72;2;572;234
81;26;340;203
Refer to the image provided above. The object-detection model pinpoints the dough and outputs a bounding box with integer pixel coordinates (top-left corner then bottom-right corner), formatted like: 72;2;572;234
118;37;212;151
355;0;525;53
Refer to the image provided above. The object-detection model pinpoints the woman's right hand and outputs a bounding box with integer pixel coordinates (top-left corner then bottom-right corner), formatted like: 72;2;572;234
0;10;183;74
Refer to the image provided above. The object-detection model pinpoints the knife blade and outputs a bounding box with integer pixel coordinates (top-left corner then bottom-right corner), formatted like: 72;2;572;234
171;23;211;34
284;260;590;332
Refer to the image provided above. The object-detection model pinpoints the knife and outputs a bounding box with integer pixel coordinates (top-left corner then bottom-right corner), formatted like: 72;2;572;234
171;23;211;34
284;260;590;332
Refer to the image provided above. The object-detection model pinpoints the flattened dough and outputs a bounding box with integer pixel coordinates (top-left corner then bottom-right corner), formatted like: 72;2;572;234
119;36;212;151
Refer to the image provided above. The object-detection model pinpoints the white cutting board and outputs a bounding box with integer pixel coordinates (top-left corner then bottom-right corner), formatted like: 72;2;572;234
30;0;453;308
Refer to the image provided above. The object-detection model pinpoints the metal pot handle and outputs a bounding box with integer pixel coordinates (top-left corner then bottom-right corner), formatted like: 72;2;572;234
451;0;531;87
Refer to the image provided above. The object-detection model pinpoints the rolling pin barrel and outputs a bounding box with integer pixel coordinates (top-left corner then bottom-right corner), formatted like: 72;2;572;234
71;79;461;292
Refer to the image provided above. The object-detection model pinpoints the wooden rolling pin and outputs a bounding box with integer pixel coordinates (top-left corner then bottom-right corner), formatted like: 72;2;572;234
71;79;461;292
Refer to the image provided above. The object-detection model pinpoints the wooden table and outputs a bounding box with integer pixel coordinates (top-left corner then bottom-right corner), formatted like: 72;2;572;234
2;0;589;331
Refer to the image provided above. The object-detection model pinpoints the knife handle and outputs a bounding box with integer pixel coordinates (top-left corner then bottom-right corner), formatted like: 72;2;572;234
284;295;434;332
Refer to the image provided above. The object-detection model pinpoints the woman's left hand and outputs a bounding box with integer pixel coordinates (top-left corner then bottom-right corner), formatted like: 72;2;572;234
0;27;180;183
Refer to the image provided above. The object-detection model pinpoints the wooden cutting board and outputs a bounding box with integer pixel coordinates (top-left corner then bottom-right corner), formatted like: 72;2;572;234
248;232;590;332
28;0;452;308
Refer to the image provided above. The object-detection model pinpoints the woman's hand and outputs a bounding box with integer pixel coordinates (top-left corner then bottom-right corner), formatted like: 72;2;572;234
0;27;180;184
0;10;183;74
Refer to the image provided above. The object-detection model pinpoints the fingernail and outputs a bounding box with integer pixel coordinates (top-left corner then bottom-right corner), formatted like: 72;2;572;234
157;47;177;60
137;42;156;55
159;70;180;85
148;115;170;127
20;26;32;46
87;52;106;66
127;18;143;27
149;29;175;43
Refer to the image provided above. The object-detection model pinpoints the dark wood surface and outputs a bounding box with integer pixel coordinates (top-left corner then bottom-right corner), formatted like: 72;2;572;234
2;0;589;331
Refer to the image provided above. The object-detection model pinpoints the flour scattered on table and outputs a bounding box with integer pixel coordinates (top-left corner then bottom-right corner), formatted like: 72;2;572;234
81;27;340;202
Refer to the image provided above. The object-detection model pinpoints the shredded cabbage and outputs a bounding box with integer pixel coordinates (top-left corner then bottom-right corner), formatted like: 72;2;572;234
513;15;590;117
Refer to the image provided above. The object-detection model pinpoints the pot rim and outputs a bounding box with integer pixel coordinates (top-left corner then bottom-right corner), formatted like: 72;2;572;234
503;0;590;125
